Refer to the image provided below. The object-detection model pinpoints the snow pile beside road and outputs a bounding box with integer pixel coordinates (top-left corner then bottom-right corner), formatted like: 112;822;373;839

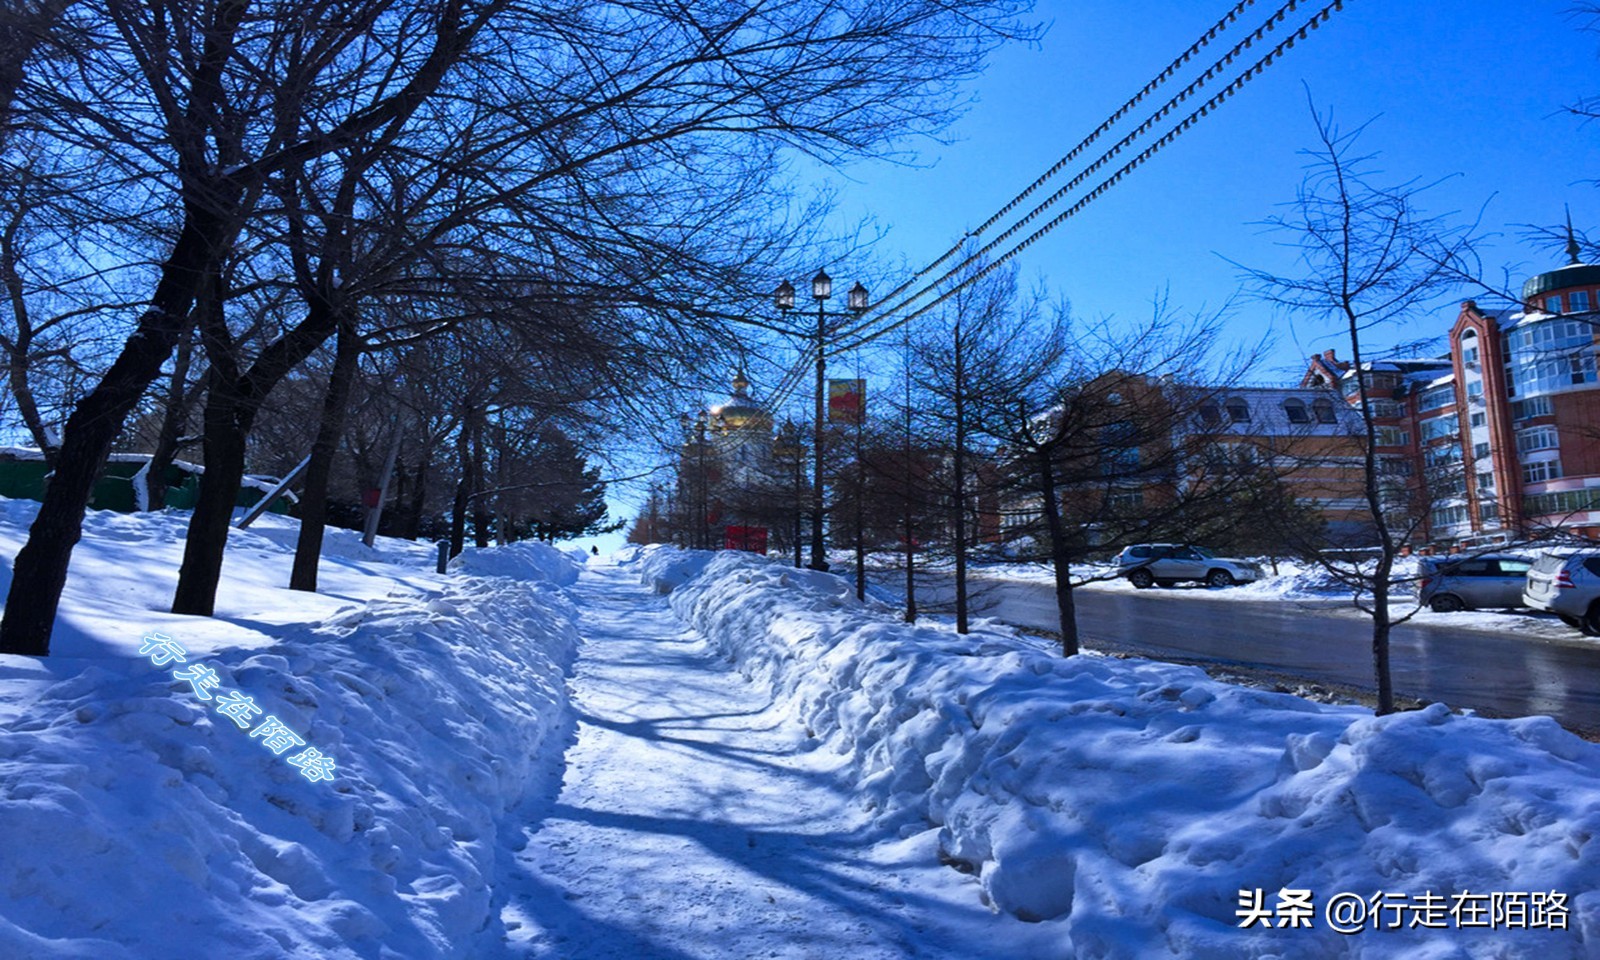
636;543;718;594
449;539;582;586
0;501;579;959
667;548;1599;957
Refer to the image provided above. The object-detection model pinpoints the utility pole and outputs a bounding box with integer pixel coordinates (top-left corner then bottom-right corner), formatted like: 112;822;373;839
363;427;402;547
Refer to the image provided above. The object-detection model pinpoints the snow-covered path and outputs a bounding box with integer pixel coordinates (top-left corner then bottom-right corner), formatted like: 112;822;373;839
496;561;1030;959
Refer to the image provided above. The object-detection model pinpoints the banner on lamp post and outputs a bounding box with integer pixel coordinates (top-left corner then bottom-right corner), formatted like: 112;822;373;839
828;379;865;424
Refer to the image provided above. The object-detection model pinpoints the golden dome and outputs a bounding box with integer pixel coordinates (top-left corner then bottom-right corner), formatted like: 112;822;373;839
708;371;770;432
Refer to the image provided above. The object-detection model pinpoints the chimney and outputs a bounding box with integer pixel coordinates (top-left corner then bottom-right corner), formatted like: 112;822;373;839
1323;349;1337;362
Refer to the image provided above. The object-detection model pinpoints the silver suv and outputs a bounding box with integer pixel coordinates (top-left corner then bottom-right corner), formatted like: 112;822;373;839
1115;544;1262;589
1418;554;1533;612
1523;551;1600;633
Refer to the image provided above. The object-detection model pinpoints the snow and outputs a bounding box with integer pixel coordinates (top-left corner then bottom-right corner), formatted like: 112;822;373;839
0;499;580;958
4;501;1599;957
449;540;583;586
496;556;1052;959
661;547;1600;956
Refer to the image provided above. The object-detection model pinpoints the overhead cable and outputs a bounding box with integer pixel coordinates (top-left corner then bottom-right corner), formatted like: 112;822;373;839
844;0;1322;345
866;0;1265;313
834;0;1348;354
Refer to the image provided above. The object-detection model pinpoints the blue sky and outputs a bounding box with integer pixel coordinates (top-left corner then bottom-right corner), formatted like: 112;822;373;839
813;0;1598;380
601;0;1600;536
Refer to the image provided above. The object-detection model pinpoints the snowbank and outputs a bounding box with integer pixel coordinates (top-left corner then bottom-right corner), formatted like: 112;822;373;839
449;540;582;587
0;500;579;959
636;543;717;595
665;548;1599;957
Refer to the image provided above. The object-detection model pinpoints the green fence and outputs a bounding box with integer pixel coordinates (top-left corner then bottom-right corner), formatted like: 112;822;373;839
0;456;292;515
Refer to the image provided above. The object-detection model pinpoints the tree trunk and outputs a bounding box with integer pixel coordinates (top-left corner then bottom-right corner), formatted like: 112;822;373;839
1036;448;1079;656
0;206;231;655
404;451;430;540
471;423;490;548
902;331;916;623
449;421;472;558
290;322;361;591
147;333;198;510
4;337;52;463
171;377;253;616
953;318;969;634
1371;554;1395;713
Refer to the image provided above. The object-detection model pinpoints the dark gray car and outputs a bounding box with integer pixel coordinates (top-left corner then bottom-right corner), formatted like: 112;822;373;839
1418;554;1533;612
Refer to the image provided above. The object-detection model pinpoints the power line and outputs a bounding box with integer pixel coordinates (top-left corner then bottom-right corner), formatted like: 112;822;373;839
713;0;1348;445
865;0;1266;315
844;0;1326;347
835;0;1349;354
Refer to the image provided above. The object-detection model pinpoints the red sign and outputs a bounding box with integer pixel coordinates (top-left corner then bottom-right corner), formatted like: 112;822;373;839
723;525;768;553
828;379;865;424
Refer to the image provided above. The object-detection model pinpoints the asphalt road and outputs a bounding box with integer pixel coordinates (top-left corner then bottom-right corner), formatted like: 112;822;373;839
885;570;1600;735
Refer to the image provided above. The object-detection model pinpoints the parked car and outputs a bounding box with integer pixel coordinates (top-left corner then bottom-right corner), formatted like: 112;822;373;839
1524;551;1600;633
1115;544;1262;588
1417;554;1533;612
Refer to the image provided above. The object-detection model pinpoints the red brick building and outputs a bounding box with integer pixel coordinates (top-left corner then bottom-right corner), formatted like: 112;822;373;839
1303;247;1600;548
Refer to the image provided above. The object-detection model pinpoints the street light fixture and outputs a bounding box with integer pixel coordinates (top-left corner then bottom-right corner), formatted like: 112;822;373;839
775;269;868;572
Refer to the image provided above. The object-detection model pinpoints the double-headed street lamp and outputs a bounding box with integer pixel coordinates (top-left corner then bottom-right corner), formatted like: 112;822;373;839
775;269;868;572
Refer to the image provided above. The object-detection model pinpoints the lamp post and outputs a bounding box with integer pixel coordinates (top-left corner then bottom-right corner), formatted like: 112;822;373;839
775;271;868;572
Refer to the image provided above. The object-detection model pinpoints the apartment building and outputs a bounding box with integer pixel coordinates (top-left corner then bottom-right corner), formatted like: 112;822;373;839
1302;247;1600;548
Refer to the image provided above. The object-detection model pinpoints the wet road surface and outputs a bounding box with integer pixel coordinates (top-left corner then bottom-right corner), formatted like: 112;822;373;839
884;570;1600;735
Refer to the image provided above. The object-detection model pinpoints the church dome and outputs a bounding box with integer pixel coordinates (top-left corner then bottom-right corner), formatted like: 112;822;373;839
708;372;770;431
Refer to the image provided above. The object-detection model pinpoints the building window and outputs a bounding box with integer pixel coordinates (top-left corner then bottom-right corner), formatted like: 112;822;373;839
1572;290;1592;313
1524;489;1600;518
1425;443;1462;467
1470;411;1486;428
1476;470;1495;491
1421;416;1456;442
1198;402;1220;426
1504;319;1598;397
1516;426;1559;454
1375;426;1409;446
1480;501;1500;523
1312;397;1337;423
1418;383;1455;410
1099;422;1139;475
1283;398;1309;423
1105;490;1143;512
1512;396;1553;420
1473;441;1490;459
1225;398;1251;422
1380;457;1413;477
1546;295;1564;314
1462;345;1479;364
1367;399;1401;419
1466;380;1483;399
1522;459;1562;484
1431;505;1469;528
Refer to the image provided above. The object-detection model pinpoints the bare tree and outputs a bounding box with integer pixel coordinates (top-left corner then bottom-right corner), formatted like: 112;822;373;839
1237;106;1477;714
973;304;1264;655
3;0;512;653
912;259;1043;632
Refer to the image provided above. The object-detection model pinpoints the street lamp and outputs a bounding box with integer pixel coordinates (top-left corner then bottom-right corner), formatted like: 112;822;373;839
775;270;869;572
